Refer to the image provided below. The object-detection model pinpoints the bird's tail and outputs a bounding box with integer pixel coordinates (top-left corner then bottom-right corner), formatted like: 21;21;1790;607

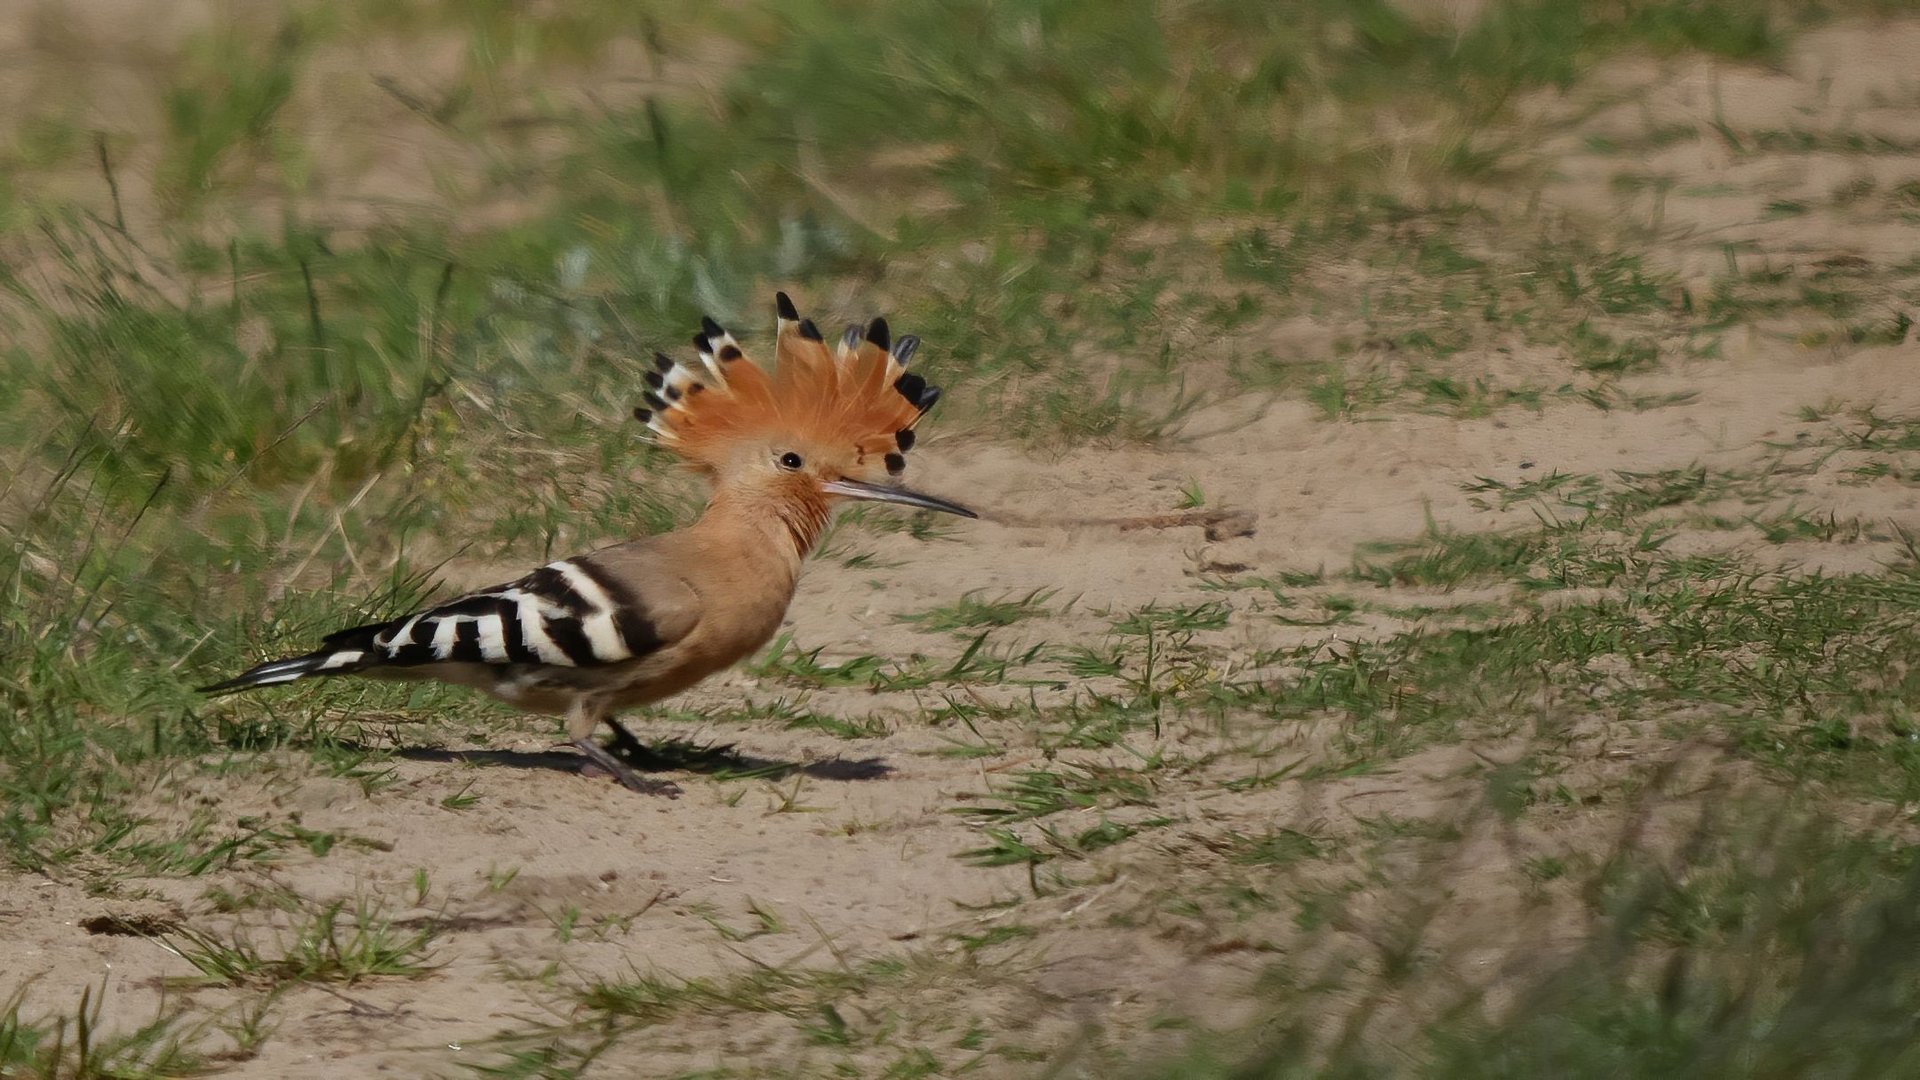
198;627;381;695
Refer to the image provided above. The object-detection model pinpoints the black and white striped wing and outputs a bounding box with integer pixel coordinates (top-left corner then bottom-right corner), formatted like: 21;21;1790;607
362;560;668;669
202;556;689;693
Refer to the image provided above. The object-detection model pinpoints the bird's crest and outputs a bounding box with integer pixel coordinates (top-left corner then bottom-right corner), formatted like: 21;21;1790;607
633;293;941;474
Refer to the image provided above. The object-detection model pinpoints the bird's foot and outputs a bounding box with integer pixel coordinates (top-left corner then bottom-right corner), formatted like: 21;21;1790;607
572;738;682;797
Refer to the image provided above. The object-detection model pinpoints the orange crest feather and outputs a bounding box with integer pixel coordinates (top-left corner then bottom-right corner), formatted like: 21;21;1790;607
634;293;941;473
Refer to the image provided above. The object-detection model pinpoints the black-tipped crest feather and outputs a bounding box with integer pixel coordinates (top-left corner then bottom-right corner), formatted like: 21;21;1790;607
639;292;950;473
894;372;927;404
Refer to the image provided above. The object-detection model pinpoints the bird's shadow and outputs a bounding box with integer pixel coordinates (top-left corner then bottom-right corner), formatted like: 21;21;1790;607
384;735;893;784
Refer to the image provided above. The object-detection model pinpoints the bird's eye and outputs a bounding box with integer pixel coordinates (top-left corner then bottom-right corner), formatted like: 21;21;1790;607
777;451;805;471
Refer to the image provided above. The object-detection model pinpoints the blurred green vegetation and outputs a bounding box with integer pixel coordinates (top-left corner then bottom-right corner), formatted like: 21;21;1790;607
1144;806;1920;1078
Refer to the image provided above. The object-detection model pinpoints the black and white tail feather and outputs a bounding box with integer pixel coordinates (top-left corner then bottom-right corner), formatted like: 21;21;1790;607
199;557;660;695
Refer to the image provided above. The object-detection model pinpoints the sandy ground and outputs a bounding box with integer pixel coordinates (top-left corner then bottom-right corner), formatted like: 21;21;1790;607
6;346;1917;1075
3;11;1920;1079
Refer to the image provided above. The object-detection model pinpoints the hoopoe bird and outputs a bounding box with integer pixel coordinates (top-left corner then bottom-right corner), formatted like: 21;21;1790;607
201;293;975;796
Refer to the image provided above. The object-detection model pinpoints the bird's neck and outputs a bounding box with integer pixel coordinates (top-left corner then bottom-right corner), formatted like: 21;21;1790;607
692;485;831;570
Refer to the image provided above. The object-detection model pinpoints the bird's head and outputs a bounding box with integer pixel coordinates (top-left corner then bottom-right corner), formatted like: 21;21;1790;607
634;293;976;528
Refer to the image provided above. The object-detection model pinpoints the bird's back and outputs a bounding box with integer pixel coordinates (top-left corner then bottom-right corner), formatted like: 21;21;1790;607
202;518;804;714
203;534;689;705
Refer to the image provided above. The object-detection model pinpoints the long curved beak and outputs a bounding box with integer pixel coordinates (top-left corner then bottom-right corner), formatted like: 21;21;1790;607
821;477;978;518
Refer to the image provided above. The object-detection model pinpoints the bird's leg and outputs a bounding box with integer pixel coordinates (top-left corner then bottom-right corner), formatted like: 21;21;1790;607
603;717;663;764
567;700;681;798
